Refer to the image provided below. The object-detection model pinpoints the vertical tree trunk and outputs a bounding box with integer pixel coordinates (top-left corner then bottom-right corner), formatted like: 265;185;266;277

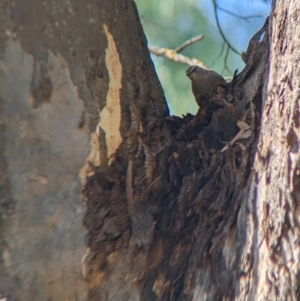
0;0;166;300
248;1;300;300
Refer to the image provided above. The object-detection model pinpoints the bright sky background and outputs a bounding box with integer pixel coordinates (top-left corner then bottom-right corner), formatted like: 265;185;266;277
199;0;271;52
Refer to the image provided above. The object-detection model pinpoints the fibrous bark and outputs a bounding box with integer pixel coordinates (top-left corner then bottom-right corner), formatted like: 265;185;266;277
81;7;270;301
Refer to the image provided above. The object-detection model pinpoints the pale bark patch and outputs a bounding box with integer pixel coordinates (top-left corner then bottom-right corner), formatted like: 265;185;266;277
100;24;123;164
32;51;89;159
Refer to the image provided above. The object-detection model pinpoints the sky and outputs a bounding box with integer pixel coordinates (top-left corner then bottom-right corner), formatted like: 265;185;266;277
199;0;271;52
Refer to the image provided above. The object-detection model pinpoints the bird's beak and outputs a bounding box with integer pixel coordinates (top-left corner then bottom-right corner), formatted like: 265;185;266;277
186;66;196;77
186;69;192;76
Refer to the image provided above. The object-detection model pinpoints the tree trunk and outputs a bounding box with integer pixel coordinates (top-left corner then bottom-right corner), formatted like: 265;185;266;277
0;0;298;300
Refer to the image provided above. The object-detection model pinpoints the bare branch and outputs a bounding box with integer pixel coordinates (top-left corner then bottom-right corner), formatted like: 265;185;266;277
149;45;207;68
174;35;204;53
149;1;260;72
211;41;225;68
212;0;241;56
217;7;263;21
222;45;232;74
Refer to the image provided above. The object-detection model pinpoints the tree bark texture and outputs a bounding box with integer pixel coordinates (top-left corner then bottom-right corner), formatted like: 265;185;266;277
0;0;166;300
249;1;300;300
0;0;299;301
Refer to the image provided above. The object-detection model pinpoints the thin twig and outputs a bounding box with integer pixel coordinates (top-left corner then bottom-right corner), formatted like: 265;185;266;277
149;45;207;68
174;35;204;53
211;41;225;68
212;0;241;56
217;7;262;21
222;45;232;74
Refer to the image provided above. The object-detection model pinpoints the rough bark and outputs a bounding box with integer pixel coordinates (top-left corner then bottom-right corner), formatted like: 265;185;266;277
249;1;300;300
0;0;299;301
0;0;165;300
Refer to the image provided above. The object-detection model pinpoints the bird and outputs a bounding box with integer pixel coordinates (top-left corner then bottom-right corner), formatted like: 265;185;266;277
186;66;252;150
186;65;228;106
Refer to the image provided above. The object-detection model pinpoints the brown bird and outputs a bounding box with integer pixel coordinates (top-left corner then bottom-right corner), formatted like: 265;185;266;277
186;65;227;105
186;65;251;150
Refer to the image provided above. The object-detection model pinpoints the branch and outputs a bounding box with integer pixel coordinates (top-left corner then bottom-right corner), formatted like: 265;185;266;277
222;45;231;74
149;45;206;68
217;7;263;21
211;41;225;68
212;0;241;56
174;35;204;53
